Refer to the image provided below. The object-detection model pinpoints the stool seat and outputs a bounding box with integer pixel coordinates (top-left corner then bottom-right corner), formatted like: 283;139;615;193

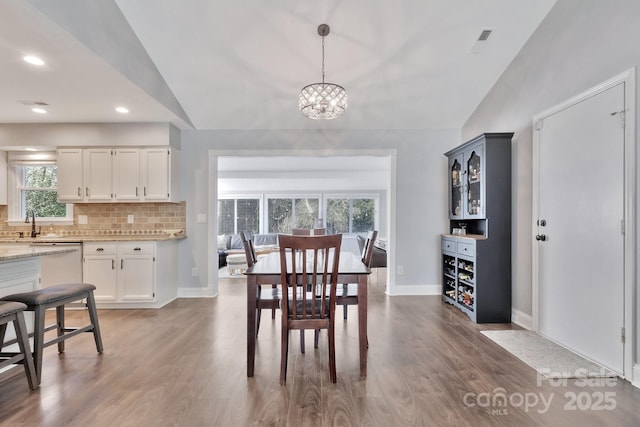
0;301;28;318
0;283;103;383
0;301;38;389
3;283;97;306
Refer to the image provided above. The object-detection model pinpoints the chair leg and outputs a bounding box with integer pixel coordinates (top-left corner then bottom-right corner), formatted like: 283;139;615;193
271;285;277;319
300;330;305;354
14;313;38;389
314;329;320;348
280;323;289;385
328;320;336;383
0;323;7;348
86;292;104;353
343;304;348;320
56;305;65;353
32;305;47;383
256;308;262;336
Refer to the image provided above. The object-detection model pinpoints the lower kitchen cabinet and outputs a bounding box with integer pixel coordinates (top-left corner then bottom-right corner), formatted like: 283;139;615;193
83;240;177;308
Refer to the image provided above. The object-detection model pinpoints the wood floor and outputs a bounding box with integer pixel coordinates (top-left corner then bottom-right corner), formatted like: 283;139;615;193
1;269;639;426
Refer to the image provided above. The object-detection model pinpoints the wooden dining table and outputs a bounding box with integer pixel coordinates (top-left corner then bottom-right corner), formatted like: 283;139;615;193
243;250;371;378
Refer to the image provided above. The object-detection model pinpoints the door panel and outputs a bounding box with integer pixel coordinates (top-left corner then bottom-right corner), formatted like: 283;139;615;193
537;83;624;373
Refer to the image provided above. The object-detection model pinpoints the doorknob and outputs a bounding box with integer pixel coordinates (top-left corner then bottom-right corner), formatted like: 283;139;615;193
535;234;547;241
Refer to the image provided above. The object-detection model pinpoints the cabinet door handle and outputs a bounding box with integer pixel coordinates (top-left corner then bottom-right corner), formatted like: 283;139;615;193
144;187;147;196
96;247;104;252
112;259;115;270
77;187;81;197
136;187;139;197
134;247;141;251
535;234;547;241
121;259;124;269
86;187;89;197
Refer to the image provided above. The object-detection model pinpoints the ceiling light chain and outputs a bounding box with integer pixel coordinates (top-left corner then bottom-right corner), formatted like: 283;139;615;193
299;24;347;120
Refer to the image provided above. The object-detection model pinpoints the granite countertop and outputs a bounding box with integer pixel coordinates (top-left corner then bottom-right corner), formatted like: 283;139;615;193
0;234;187;244
0;245;80;262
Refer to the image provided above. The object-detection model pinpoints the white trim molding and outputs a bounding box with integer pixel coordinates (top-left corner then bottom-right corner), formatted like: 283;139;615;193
178;286;217;298
511;309;533;330
387;283;440;296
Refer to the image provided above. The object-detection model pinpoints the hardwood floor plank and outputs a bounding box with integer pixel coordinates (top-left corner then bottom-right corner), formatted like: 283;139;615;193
1;269;640;426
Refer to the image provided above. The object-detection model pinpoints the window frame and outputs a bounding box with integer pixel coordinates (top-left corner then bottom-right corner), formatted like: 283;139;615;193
323;193;379;235
265;194;322;234
7;152;74;226
217;194;263;235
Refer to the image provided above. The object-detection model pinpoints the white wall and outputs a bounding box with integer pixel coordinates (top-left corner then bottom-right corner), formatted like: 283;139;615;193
177;129;459;296
462;0;640;351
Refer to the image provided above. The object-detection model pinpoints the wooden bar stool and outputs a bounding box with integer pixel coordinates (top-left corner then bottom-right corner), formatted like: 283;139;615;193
0;301;38;389
0;283;104;382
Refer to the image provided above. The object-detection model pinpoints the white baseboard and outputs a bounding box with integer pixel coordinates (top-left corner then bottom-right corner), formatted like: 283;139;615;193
178;286;217;298
511;308;533;330
633;364;640;389
387;283;440;296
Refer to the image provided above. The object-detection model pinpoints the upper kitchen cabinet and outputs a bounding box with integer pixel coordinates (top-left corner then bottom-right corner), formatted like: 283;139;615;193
84;148;114;202
113;148;141;201
445;133;512;221
57;147;181;203
0;151;7;204
57;148;84;202
141;148;180;202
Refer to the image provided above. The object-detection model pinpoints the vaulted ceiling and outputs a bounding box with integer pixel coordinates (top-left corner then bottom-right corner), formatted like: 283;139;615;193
0;0;557;131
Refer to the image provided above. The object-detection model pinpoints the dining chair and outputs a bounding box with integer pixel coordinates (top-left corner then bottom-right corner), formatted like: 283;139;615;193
278;233;342;385
312;228;326;235
337;230;378;320
240;231;279;336
291;228;311;235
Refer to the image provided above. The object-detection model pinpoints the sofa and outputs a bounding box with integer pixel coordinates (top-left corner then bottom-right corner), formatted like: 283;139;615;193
218;233;278;268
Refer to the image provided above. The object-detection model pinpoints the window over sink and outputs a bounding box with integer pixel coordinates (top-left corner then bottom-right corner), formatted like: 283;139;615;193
7;152;74;225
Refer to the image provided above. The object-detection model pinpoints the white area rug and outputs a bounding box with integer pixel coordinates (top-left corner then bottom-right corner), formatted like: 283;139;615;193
481;330;617;378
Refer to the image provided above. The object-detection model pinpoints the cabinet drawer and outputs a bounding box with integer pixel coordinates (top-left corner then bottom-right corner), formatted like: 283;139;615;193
457;242;475;256
441;239;456;253
118;242;155;255
84;243;117;255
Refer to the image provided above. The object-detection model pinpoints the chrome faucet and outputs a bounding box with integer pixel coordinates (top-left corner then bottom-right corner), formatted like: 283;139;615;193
25;208;41;238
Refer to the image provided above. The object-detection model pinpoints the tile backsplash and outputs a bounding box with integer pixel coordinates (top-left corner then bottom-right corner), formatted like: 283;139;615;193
0;202;185;238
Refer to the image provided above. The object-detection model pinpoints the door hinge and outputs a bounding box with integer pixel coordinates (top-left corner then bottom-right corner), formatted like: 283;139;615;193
535;119;544;130
621;326;625;343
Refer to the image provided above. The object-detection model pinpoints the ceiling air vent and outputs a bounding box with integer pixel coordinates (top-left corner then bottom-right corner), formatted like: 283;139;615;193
470;28;495;54
18;100;49;106
478;29;493;41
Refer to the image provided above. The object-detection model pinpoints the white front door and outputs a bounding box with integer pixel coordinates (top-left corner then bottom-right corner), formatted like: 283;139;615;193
535;82;625;374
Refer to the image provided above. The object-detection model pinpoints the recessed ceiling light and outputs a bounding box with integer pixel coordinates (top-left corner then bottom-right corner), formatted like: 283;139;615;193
32;107;47;114
24;148;37;151
23;55;45;66
115;106;129;114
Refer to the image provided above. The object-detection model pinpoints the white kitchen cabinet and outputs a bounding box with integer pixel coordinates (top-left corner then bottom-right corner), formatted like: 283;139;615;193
56;146;180;203
141;148;180;201
82;241;177;308
83;148;113;201
0;151;7;204
117;242;155;301
113;148;141;201
82;244;118;301
56;148;84;202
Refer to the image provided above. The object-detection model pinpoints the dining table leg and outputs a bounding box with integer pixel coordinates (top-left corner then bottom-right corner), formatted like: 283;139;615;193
247;275;258;377
357;273;368;377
